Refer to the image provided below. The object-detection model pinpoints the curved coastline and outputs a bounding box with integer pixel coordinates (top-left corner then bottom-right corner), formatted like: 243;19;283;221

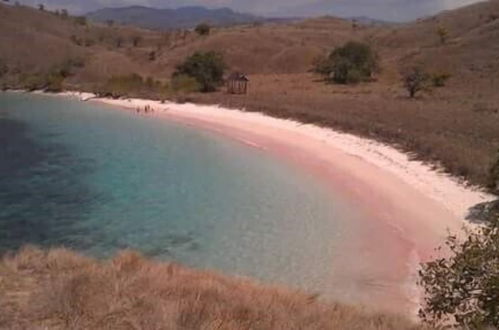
41;91;494;315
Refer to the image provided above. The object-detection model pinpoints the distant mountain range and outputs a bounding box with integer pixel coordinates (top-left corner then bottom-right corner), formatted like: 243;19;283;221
86;6;286;30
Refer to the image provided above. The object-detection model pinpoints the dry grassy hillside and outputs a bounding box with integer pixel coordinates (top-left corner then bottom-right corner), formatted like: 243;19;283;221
1;1;499;187
0;247;425;329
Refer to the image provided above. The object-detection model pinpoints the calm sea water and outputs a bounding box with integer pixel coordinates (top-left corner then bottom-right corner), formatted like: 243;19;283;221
0;92;367;298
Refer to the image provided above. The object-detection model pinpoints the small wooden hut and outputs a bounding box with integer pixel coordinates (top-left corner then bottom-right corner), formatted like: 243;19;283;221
227;72;249;94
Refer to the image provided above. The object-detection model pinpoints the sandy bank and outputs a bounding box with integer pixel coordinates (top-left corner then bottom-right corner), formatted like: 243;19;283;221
55;91;494;315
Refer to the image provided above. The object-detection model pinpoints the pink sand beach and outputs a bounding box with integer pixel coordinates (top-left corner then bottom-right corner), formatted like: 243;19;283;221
62;91;492;316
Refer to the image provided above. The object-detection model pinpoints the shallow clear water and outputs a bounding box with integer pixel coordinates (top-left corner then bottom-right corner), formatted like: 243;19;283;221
0;92;366;296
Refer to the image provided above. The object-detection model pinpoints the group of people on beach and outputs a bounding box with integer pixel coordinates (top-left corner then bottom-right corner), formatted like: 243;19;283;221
136;105;155;114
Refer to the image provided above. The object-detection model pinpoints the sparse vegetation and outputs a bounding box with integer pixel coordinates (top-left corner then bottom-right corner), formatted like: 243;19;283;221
74;16;87;26
132;35;142;47
115;36;123;48
403;67;430;98
436;26;449;44
0;247;424;329
419;216;499;328
0;60;7;77
314;41;379;84
95;74;167;99
173;51;226;92
171;74;201;93
195;23;211;36
430;72;451;87
488;149;499;194
148;51;157;61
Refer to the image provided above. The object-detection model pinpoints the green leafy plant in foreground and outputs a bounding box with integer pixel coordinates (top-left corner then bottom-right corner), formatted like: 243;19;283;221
419;215;499;329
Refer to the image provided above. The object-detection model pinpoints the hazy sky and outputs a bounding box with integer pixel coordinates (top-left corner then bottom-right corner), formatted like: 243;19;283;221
14;0;485;21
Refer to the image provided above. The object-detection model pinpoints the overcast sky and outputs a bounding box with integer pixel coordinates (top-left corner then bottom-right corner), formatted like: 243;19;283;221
14;0;485;21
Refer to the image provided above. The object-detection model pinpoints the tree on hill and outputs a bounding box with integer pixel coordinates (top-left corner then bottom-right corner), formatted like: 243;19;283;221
419;215;499;328
313;41;379;84
402;67;430;98
38;3;44;11
173;51;226;92
195;23;211;36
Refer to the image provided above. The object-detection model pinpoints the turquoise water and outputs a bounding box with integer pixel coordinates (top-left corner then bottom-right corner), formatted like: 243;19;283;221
0;92;364;295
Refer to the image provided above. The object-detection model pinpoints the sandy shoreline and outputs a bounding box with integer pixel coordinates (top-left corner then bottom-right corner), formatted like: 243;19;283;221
29;91;495;315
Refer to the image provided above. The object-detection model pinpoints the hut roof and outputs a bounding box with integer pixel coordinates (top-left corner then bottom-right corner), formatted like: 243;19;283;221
227;72;249;82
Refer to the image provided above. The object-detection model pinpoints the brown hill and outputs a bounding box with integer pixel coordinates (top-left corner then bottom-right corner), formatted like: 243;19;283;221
1;1;498;186
0;247;425;329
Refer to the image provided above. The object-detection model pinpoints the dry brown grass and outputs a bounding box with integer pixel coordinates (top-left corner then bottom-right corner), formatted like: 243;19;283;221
0;246;426;329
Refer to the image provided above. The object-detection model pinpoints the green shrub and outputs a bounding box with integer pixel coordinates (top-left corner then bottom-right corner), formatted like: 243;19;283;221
171;74;201;93
431;72;451;87
195;23;211;36
97;74;144;98
419;216;499;328
402;67;430;98
173;51;226;92
313;41;379;84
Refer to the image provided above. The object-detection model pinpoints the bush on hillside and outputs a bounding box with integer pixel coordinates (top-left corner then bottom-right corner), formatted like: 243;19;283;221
195;23;211;36
44;72;64;92
173;51;226;92
436;26;449;45
419;216;499;328
402;67;430;98
171;74;201;93
95;74;168;99
313;41;379;84
17;69;66;92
